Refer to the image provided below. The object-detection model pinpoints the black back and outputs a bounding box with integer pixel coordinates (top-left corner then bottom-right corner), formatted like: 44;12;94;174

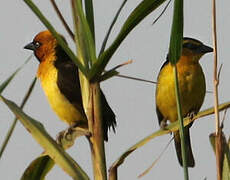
54;45;116;141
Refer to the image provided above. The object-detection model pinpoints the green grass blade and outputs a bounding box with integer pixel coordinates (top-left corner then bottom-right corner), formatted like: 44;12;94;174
168;0;183;64
50;0;74;40
109;102;230;178
0;77;37;159
99;0;128;56
173;66;188;178
23;0;88;77
72;0;96;67
21;125;90;180
97;70;119;82
168;0;187;177
85;0;95;43
0;95;89;180
21;155;55;180
0;55;32;93
89;0;166;80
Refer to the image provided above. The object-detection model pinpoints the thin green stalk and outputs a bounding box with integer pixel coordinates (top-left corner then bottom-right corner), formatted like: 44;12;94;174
109;101;230;176
168;0;188;177
50;0;74;40
116;74;157;84
85;0;95;43
89;0;166;80
99;0;128;56
173;65;188;180
0;55;32;93
0;77;36;159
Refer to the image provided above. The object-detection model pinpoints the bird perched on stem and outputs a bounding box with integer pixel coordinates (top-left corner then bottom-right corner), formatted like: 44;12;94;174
24;30;116;141
155;37;213;167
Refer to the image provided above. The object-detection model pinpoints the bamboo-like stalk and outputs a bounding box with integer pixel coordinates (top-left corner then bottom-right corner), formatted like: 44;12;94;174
87;83;107;180
212;0;221;179
71;1;107;179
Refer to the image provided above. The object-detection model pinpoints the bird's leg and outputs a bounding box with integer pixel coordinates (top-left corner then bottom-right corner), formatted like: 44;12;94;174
186;111;197;127
56;122;91;149
160;118;172;135
160;118;168;130
187;111;197;121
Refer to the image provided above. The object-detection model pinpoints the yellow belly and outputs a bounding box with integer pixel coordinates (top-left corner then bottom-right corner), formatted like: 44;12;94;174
37;61;85;125
156;61;206;122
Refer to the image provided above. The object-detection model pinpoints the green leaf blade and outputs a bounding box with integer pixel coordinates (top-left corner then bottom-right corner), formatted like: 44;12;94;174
0;95;89;180
0;56;31;94
21;155;55;180
72;0;96;67
168;0;183;64
85;0;95;43
90;0;167;80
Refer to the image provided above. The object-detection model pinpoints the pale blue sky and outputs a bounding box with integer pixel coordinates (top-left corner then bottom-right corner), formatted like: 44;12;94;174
1;0;230;179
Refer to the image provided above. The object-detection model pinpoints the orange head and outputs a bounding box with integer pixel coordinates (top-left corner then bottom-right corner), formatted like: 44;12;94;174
24;30;59;62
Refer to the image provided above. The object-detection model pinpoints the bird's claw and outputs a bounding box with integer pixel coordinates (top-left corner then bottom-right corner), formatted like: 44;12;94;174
56;126;91;148
187;111;196;120
160;120;168;130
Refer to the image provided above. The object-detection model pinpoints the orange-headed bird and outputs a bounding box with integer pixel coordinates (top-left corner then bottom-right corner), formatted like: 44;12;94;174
24;30;116;141
155;37;213;167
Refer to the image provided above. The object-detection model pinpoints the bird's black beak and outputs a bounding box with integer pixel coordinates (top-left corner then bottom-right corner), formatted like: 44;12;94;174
24;42;35;51
201;44;213;54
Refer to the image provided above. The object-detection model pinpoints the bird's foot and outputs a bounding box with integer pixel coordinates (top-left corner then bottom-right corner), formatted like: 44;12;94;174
160;120;168;130
56;126;91;149
187;111;197;120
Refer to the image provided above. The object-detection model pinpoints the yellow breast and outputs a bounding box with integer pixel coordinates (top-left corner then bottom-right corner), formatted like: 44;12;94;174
156;58;206;122
37;59;86;125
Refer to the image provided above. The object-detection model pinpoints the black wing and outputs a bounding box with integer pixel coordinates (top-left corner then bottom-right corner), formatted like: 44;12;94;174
54;47;116;141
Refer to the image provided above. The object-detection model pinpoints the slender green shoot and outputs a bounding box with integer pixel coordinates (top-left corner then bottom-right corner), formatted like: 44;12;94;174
99;0;128;56
168;0;188;178
0;55;32;93
84;0;95;43
50;0;74;40
89;0;167;80
0;77;37;159
173;65;188;178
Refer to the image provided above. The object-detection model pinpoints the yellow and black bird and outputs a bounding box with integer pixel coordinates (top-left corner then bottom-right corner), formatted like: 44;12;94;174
24;30;116;141
155;37;213;167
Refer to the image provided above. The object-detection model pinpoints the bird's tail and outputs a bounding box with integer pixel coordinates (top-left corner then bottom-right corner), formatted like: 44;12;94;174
100;90;116;141
174;127;195;167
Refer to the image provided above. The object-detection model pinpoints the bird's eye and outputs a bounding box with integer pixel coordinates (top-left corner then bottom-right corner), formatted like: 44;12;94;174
34;41;41;49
